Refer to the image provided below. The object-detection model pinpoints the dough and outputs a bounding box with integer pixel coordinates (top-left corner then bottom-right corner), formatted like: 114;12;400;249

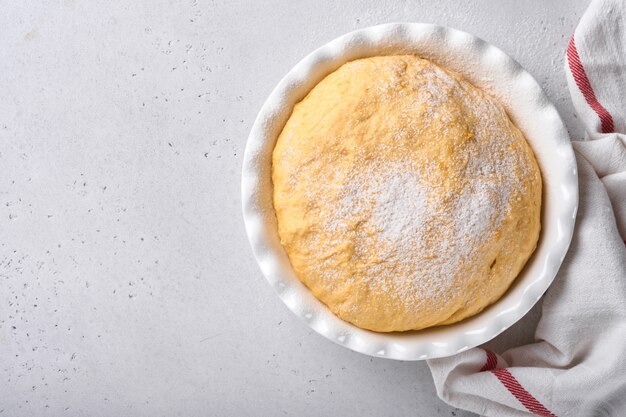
272;55;542;332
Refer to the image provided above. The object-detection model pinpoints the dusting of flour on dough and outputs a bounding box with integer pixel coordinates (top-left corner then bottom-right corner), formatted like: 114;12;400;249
272;54;542;331
313;155;513;311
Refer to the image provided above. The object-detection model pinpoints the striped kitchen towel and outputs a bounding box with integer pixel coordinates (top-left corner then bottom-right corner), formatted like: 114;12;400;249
427;0;626;416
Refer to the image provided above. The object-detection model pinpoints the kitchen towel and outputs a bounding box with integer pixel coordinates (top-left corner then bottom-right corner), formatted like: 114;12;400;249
427;0;626;416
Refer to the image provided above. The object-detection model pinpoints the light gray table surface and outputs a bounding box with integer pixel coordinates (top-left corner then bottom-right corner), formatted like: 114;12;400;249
1;1;588;416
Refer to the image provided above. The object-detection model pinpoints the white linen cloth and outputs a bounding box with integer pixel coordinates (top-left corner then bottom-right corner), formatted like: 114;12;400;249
427;1;626;415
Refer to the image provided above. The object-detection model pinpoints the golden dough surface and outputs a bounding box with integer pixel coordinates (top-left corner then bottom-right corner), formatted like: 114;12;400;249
272;55;542;332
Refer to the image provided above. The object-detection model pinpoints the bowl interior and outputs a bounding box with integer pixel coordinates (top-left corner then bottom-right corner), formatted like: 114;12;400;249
242;23;578;360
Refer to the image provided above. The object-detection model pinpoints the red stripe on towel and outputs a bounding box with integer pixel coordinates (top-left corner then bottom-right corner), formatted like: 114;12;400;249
491;368;558;417
480;349;498;371
567;36;615;134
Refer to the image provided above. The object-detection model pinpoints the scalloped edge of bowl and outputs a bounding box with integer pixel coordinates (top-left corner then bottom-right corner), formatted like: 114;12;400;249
241;23;578;360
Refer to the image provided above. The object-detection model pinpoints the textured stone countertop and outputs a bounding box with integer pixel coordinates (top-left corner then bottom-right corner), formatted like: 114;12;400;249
1;1;587;415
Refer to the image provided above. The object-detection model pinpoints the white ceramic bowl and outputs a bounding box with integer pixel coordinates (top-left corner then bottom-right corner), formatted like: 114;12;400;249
242;23;578;360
